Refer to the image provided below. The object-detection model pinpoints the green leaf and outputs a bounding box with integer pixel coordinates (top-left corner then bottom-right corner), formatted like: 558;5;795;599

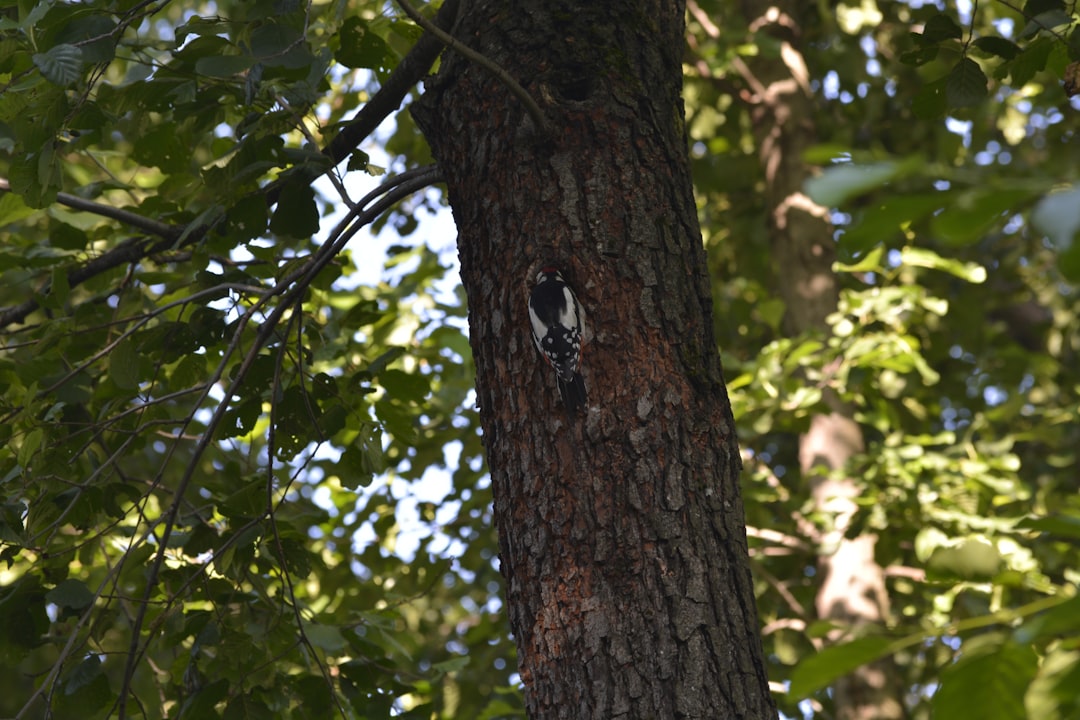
1017;515;1080;540
933;641;1037;720
195;53;253;78
433;656;470;674
0;191;37;225
46;578;95;610
18;427;44;468
1005;37;1054;86
337;16;392;70
227;195;269;241
805;162;907;207
840;193;946;254
33;43;83;86
269;183;319;237
921;14;962;43
789;635;894;699
133;124;189;173
1019;9;1072;40
379;369;430;403
178;679;229;719
109;338;140;389
1026;649;1080;720
1016;596;1080;641
929;537;1001;578
303;622;347;652
366;347;406;376
834;246;885;273
946;58;988;108
973;36;1021;60
64;655;102;695
899;247;986;282
931;189;1033;245
912;76;948;119
1032;186;1080;250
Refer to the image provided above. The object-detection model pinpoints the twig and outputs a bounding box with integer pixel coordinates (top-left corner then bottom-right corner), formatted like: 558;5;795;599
395;0;550;136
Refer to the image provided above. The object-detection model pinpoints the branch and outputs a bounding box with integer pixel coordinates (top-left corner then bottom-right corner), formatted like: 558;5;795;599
0;1;458;330
0;178;180;241
395;0;550;137
264;0;461;207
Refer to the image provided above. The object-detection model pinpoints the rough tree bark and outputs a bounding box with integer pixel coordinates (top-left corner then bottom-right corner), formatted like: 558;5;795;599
412;1;777;718
736;3;905;719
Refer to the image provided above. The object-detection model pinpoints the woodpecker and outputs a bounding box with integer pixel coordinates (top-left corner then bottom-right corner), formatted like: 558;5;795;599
528;266;587;415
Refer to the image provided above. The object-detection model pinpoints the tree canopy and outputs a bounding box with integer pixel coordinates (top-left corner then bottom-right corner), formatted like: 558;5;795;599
1;0;1080;719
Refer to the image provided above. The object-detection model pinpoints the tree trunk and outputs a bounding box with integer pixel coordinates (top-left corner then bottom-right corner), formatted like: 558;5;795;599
736;3;905;718
413;1;777;718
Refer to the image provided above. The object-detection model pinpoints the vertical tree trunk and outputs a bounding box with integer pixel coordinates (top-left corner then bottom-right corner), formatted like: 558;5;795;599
413;1;777;718
736;3;905;718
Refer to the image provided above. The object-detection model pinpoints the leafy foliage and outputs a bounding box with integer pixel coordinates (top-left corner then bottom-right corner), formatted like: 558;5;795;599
688;1;1080;718
1;0;514;717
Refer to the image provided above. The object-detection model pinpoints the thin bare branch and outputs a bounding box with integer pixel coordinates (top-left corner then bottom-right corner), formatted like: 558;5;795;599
0;178;181;241
395;0;550;136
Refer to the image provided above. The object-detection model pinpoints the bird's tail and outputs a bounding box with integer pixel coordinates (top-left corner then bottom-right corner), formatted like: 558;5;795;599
557;373;588;416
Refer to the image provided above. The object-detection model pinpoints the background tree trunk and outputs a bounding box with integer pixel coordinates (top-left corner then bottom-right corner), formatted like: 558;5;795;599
736;3;905;719
413;1;777;717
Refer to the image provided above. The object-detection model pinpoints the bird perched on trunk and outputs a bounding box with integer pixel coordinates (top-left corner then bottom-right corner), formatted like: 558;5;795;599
528;266;587;415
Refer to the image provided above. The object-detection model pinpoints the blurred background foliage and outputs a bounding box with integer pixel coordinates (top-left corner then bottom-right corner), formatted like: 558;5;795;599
1;0;1079;718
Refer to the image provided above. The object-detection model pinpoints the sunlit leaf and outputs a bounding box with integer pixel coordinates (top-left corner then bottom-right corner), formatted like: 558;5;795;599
789;636;895;699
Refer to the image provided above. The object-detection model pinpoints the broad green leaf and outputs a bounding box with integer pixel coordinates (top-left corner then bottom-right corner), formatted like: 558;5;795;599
920;14;962;43
1005;36;1054;86
0;192;36;225
269;183;319;237
806;162;907;207
929;537;1001;578
63;655;103;695
303;622;347;652
109;338;140;389
1019;10;1073;40
195;53;253;78
1026;649;1080;720
337;16;393;70
840;193;946;254
17;427;44;468
32;43;83;86
931;189;1033;245
1017;515;1080;539
1032;186;1080;250
946;58;988;108
973;36;1021;60
379;369;430;403
178;679;229;719
933;641;1037;720
912;76;948;119
133;125;189;173
46;579;95;610
788;636;894;699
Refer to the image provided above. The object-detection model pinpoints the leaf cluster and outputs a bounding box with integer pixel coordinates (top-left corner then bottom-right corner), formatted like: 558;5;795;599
687;1;1080;718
